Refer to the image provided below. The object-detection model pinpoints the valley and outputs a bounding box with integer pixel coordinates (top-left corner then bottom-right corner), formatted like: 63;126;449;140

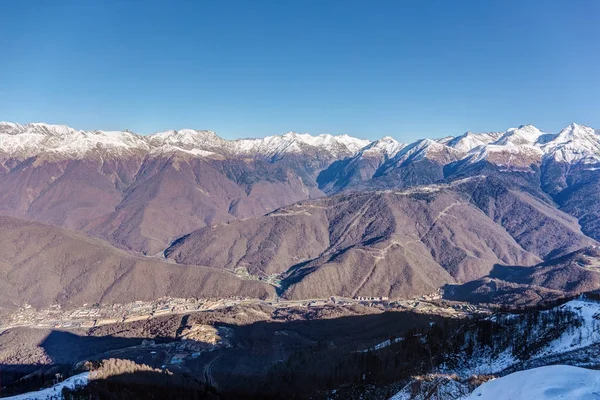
4;0;600;396
0;294;486;334
1;121;600;398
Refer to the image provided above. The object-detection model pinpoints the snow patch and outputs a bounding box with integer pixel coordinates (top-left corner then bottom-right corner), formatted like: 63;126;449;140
359;337;404;352
465;365;600;400
536;299;600;358
390;375;468;400
2;372;89;400
358;137;405;158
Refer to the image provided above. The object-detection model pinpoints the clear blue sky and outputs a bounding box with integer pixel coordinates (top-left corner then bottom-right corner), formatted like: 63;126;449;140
1;0;598;142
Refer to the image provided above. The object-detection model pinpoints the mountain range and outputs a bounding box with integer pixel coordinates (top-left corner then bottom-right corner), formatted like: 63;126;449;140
1;121;600;307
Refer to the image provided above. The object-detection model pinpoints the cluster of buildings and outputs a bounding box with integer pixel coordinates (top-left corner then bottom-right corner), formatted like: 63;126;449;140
0;290;487;333
353;296;390;301
2;296;252;331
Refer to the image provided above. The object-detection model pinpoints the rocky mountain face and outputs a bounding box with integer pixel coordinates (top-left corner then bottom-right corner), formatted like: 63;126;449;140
1;121;600;304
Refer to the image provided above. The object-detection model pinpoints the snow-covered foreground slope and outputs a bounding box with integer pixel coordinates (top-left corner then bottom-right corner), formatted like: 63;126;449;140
390;375;469;400
389;300;600;400
537;299;600;358
465;365;600;399
446;298;600;376
2;372;89;400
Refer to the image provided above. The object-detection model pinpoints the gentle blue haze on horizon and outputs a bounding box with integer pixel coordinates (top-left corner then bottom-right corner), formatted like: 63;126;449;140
1;0;599;142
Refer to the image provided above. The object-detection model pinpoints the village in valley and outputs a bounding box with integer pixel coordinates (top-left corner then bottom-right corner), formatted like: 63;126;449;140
0;289;485;335
1;297;241;332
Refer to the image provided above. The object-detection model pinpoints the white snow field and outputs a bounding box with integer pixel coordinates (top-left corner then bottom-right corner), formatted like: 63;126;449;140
465;365;600;399
2;372;89;400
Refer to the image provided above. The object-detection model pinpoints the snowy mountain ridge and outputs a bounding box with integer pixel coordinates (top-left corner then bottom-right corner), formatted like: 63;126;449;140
1;121;599;168
458;123;600;167
0;122;370;160
404;123;600;169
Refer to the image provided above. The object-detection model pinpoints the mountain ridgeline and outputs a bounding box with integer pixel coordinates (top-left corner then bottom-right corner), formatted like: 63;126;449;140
1;121;600;307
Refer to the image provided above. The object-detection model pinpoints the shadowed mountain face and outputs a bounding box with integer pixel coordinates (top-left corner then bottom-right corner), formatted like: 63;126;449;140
443;246;600;306
317;137;405;194
0;305;458;399
0;215;274;310
544;164;600;242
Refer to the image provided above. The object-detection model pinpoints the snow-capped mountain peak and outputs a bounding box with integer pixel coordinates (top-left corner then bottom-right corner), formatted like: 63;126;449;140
0;121;25;134
447;131;503;152
148;129;226;152
358;136;404;158
556;123;598;140
279;131;370;153
455;125;548;169
389;138;463;166
435;135;455;145
1;121;599;169
493;124;545;146
0;122;78;136
0;123;151;158
465;142;543;168
28;122;77;135
542;123;600;164
0;122;371;160
231;131;370;159
455;121;600;169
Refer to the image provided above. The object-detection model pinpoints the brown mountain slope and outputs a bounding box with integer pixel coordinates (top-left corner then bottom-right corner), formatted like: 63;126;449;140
0;216;274;310
85;154;244;254
0;153;326;254
466;176;595;259
443;246;600;306
165;179;584;300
